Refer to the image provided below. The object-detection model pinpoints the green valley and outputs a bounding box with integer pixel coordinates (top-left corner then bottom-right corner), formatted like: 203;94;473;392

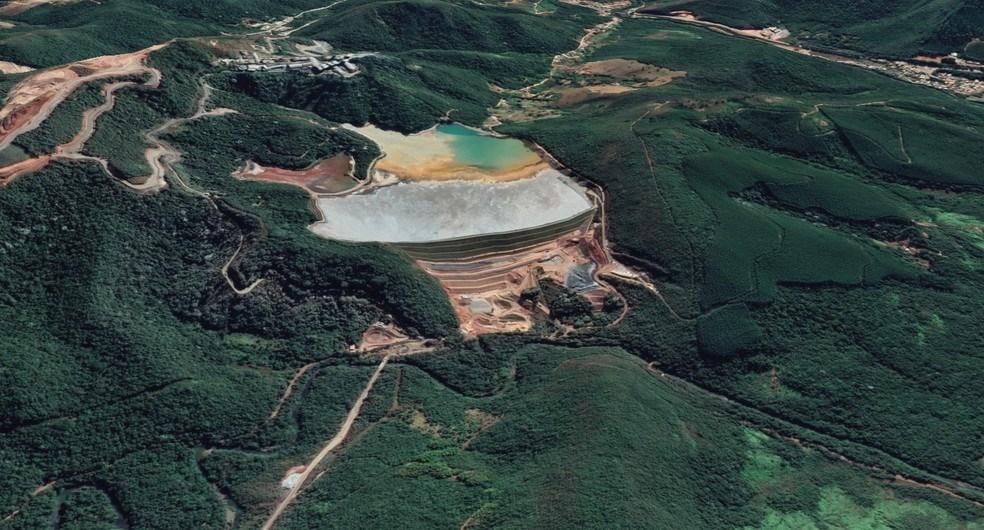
0;0;982;529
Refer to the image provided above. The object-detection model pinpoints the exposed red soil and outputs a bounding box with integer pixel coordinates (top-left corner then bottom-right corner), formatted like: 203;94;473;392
0;45;160;146
0;43;167;184
283;464;306;476
0;98;48;142
404;142;655;337
358;323;410;351
0;155;50;187
234;154;357;195
356;323;440;357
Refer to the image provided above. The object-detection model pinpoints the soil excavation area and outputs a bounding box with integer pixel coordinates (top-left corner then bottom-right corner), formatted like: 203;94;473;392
0;43;165;153
0;0;78;15
0;77;151;187
0;61;32;74
235;154;359;195
419;219;616;335
577;58;686;86
0;43;167;188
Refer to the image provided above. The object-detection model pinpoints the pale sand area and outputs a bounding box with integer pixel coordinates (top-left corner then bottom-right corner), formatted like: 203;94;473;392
310;169;593;243
344;123;548;182
0;0;78;15
0;61;32;74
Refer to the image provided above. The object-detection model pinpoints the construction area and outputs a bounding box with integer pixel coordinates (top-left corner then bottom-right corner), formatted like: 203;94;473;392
413;214;616;335
0;43;166;187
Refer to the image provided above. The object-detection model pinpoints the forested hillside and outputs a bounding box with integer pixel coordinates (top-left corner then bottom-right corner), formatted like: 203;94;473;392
0;0;982;528
643;0;984;57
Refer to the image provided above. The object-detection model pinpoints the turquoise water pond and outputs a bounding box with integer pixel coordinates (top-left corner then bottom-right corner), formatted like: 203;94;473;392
439;124;538;170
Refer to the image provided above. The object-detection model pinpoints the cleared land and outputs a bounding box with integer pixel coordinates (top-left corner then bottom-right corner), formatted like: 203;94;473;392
0;61;32;74
235;154;359;195
0;0;78;15
0;43;167;188
416;216;616;335
576;58;686;86
0;43;165;152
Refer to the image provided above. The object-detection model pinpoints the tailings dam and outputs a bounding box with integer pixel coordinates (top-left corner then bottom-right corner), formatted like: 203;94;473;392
256;122;620;335
310;168;593;246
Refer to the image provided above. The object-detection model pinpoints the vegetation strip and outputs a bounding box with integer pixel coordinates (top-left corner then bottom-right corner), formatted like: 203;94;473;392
260;355;391;530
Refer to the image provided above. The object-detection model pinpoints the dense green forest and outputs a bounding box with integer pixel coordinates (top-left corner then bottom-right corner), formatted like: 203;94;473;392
0;0;983;528
642;0;984;58
498;15;984;501
0;0;328;67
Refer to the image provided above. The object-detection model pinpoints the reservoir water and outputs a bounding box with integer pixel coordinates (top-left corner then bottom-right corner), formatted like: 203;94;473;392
343;123;545;181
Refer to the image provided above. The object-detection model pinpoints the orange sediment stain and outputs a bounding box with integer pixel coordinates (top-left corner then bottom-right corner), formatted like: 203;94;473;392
0;156;51;187
234;154;358;195
374;155;549;183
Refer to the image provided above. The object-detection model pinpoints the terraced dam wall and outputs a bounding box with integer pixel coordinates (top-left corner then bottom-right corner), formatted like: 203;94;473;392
393;207;596;261
310;168;596;258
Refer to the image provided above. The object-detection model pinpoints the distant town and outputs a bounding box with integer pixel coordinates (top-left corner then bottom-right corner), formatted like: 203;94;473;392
875;54;984;97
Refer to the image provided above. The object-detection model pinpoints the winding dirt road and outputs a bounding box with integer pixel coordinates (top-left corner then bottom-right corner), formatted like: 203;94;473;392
0;43;166;153
221;234;265;295
267;362;318;421
133;81;236;193
260;355;391;530
55;81;134;155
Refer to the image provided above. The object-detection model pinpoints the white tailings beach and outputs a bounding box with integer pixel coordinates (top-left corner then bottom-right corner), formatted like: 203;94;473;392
310;168;592;243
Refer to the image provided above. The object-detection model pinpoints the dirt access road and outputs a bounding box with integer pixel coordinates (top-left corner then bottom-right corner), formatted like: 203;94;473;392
260;355;391;530
0;0;77;15
55;81;134;155
0;43;165;152
0;79;137;186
